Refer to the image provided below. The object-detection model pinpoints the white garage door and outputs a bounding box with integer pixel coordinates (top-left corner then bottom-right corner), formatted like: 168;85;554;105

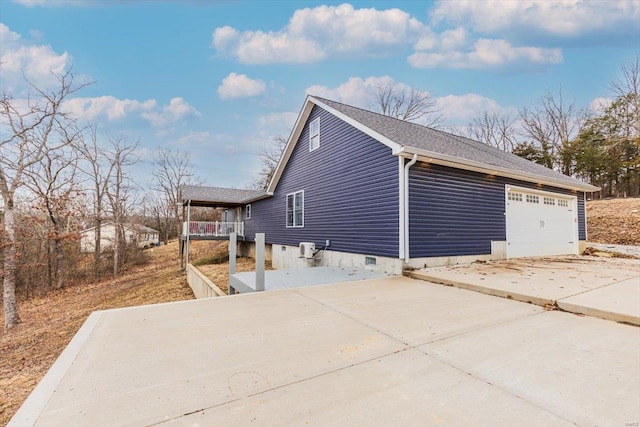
505;186;578;258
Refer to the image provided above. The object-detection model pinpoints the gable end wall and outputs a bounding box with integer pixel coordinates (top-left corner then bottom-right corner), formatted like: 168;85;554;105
245;105;400;258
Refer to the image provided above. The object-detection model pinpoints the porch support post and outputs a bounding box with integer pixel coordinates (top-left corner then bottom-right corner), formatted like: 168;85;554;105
255;233;265;292
185;200;191;268
228;232;237;295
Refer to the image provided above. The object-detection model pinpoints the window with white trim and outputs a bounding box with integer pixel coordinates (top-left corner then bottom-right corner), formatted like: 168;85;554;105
543;197;556;206
309;118;320;151
286;191;304;227
558;199;569;207
245;204;251;219
508;192;523;201
526;194;539;204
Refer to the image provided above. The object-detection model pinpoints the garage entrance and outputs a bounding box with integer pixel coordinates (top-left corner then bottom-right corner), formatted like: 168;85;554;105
505;185;578;258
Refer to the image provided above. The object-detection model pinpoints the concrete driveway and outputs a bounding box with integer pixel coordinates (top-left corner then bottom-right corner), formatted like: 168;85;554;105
408;255;640;325
10;276;640;426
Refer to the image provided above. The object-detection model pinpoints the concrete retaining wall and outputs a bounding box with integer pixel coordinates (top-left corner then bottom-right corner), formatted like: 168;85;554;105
186;264;226;299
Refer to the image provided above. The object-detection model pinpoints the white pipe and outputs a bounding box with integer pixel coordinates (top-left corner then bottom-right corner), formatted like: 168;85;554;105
404;154;418;262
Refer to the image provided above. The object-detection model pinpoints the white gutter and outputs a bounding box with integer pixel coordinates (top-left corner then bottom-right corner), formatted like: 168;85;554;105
395;147;600;192
404;154;418;262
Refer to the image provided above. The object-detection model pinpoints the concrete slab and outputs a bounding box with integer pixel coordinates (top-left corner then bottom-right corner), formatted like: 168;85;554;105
407;256;640;324
11;276;640;427
557;277;640;325
13;292;406;427
420;311;640;427
294;276;543;347
173;349;574;427
230;266;390;293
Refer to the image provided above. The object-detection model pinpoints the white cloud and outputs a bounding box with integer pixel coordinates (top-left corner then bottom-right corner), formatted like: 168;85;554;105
409;38;562;70
306;76;398;108
64;96;156;121
430;0;640;39
142;97;200;127
0;23;74;91
212;4;426;64
589;97;613;114
217;73;266;99
64;95;198;128
435;93;514;125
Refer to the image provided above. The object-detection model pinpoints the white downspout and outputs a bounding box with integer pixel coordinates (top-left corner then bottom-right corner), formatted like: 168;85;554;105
404;154;418;262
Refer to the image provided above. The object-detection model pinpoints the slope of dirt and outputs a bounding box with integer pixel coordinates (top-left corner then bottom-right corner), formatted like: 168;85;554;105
187;240;273;293
0;241;194;425
586;198;640;245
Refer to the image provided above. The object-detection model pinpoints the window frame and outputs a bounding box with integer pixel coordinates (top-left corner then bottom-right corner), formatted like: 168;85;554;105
245;204;251;220
309;118;320;152
286;190;304;228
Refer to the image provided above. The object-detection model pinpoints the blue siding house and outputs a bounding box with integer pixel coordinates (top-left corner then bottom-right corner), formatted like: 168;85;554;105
181;96;598;274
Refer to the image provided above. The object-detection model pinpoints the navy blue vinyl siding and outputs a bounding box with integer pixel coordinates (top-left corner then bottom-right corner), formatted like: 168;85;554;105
245;105;399;257
408;162;587;258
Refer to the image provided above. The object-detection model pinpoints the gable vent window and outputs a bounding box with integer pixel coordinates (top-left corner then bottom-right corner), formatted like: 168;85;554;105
526;194;539;204
309;118;320;151
508;192;522;202
544;197;555;206
558;199;569;207
286;190;304;227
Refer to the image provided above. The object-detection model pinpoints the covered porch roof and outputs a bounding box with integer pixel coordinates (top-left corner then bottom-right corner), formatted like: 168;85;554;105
180;185;270;208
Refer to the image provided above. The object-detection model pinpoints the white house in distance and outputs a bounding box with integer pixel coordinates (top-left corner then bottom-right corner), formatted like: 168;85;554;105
80;222;160;252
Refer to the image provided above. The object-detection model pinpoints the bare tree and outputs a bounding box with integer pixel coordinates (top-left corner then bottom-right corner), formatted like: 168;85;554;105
24;141;82;289
253;135;287;190
77;125;115;281
372;81;442;127
0;70;88;329
105;134;139;277
151;148;200;242
519;90;584;174
608;57;640;137
466;111;518;152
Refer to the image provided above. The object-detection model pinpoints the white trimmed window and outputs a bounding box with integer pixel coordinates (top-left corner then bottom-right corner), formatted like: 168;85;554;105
245;204;251;219
286;191;304;227
558;199;569;207
309;118;320;151
543;197;556;206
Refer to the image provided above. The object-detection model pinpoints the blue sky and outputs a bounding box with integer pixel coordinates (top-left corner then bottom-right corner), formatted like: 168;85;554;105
1;0;638;189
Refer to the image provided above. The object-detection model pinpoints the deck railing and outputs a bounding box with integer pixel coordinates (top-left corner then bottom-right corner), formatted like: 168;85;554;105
182;221;245;237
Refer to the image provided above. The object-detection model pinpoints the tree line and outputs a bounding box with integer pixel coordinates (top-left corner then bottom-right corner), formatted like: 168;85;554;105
1;71;201;329
465;60;639;198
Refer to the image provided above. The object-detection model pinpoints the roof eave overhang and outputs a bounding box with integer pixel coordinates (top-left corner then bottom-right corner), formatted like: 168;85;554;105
396;147;601;193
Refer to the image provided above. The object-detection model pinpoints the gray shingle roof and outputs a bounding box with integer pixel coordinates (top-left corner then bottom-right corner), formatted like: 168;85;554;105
313;96;596;190
181;185;266;205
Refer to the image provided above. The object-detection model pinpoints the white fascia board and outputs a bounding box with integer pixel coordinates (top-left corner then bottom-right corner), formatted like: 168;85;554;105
266;97;314;193
309;97;403;152
396;147;600;193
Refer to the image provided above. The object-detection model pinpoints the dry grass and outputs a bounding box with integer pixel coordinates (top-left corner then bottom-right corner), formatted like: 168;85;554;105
586;198;640;245
0;241;194;425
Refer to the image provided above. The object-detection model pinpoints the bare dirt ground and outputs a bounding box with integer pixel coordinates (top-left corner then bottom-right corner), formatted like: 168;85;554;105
586;198;640;246
189;240;272;293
